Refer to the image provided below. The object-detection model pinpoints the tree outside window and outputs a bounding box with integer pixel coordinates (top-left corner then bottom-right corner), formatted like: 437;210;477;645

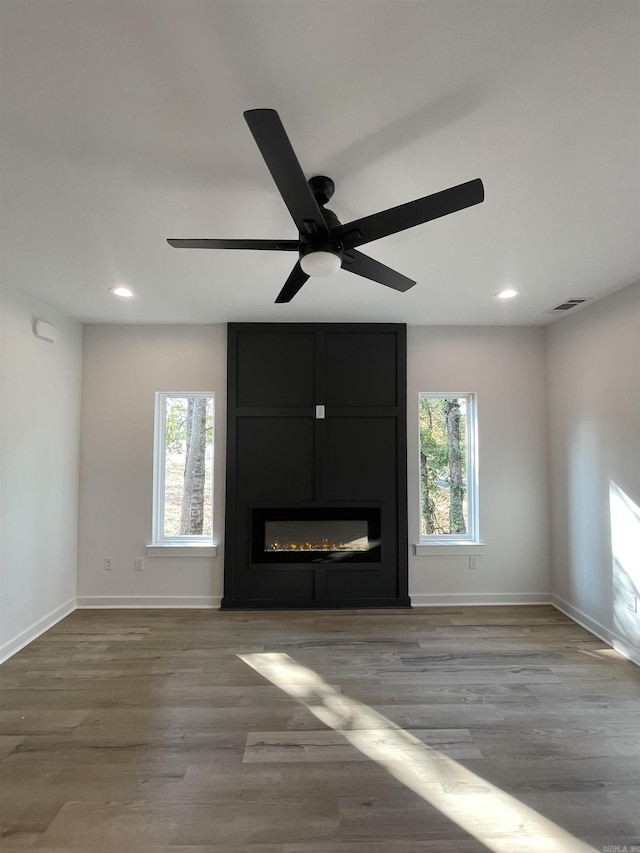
419;393;478;542
153;393;214;544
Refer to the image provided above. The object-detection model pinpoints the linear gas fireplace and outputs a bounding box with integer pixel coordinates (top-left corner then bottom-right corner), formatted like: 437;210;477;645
252;507;381;564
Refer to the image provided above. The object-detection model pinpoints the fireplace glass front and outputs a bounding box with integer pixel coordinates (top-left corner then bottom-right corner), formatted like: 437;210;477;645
252;507;381;564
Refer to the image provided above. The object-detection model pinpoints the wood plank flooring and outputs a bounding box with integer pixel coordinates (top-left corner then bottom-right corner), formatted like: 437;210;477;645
1;605;639;851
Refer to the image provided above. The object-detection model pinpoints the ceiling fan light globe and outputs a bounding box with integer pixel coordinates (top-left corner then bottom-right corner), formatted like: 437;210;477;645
300;251;342;277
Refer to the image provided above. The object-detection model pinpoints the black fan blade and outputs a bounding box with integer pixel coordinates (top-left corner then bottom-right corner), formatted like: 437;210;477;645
274;261;309;304
244;109;329;238
336;178;484;249
167;238;298;251
342;250;416;292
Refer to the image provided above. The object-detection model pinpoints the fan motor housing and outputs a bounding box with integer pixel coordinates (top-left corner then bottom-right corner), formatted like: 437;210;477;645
299;238;343;264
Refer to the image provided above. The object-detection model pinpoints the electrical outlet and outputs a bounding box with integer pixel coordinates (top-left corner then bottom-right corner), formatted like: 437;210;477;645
134;557;145;571
469;555;479;569
625;593;637;613
103;557;113;571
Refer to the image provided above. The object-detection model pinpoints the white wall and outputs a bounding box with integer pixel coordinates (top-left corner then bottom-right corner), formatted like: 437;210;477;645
546;282;640;664
77;323;550;608
407;326;551;605
77;325;226;606
0;288;82;661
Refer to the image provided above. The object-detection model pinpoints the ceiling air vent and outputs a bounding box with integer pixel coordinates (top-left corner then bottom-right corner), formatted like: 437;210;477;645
546;297;591;314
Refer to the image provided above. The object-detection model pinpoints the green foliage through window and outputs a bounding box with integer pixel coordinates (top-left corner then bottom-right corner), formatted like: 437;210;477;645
154;393;214;542
419;395;471;537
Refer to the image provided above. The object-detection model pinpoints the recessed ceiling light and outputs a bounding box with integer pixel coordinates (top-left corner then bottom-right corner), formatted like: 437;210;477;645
495;288;519;300
109;285;134;298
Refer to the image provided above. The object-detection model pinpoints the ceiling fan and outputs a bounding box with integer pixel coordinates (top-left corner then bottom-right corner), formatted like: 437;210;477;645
168;109;484;303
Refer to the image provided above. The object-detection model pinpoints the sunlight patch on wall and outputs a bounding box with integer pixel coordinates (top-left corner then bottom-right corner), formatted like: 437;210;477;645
239;652;597;853
567;420;607;604
610;482;640;645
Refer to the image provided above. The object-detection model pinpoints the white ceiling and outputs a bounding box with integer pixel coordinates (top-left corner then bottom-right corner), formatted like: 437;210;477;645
1;0;638;325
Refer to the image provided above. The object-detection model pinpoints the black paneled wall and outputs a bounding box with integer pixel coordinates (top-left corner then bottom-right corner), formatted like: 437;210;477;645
222;323;409;608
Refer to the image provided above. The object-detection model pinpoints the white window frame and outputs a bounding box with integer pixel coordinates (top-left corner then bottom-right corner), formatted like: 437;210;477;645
152;391;215;546
418;392;479;545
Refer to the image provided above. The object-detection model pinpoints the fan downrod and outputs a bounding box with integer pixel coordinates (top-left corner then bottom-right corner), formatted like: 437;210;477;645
308;175;335;206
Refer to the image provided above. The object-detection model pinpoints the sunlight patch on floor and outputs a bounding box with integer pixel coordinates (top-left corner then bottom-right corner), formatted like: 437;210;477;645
239;651;598;853
578;646;628;662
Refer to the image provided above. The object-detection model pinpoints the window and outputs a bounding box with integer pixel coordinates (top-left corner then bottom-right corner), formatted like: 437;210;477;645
419;393;478;543
153;392;214;545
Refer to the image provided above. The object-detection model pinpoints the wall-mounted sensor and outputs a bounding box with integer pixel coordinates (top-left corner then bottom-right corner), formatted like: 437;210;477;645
32;319;57;343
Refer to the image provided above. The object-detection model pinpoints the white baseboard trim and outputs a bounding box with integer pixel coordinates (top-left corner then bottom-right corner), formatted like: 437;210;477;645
76;595;222;609
410;593;552;607
0;597;76;664
551;594;640;668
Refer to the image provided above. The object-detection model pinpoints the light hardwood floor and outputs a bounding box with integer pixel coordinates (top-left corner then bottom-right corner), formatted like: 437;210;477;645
1;605;639;851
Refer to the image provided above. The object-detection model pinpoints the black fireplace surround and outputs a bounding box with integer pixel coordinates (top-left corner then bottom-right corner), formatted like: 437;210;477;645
222;322;409;609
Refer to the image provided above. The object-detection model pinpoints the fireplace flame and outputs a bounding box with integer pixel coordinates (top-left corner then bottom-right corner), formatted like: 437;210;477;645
267;537;369;553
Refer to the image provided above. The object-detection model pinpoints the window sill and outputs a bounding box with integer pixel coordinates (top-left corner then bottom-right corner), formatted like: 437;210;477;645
146;544;218;558
414;543;485;557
